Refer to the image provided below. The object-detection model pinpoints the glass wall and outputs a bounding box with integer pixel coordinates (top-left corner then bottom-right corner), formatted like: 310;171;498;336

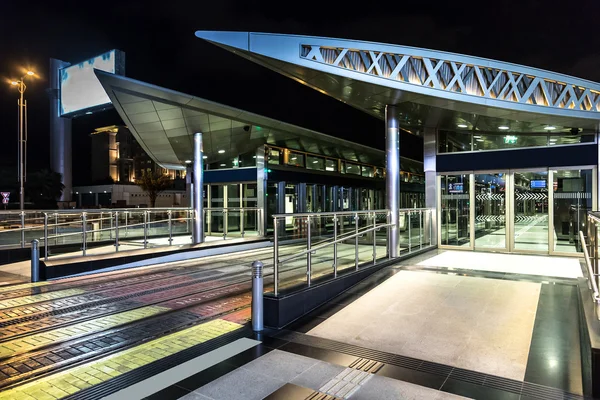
439;130;596;154
553;168;593;253
440;174;470;246
474;173;507;249
513;171;548;252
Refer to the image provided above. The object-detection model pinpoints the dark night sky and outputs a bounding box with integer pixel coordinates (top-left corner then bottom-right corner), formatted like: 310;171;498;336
1;0;599;184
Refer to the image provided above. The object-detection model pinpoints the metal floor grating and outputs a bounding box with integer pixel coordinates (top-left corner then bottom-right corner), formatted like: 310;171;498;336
276;331;588;400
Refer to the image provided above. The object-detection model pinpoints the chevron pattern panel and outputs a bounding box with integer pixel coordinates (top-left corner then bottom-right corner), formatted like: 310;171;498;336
300;45;600;113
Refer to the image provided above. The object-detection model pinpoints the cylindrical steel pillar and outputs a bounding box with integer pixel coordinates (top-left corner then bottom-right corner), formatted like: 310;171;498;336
31;239;40;283
386;105;400;257
192;132;204;244
251;260;264;331
49;59;73;202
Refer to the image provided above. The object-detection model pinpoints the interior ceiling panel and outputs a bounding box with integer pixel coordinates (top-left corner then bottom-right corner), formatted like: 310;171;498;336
96;70;389;170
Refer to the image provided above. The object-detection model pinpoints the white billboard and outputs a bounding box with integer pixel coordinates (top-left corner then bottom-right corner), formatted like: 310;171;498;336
59;50;125;117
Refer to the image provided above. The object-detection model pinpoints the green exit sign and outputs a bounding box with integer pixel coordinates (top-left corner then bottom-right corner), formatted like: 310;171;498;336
504;135;517;144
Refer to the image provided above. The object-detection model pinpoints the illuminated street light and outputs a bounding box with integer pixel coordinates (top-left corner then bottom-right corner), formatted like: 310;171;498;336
8;69;36;211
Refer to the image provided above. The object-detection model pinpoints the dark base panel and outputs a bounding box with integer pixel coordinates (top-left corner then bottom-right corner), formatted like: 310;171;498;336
576;277;600;397
264;247;435;329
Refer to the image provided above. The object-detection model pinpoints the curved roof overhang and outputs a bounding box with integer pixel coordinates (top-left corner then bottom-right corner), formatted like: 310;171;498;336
195;31;600;133
94;70;390;170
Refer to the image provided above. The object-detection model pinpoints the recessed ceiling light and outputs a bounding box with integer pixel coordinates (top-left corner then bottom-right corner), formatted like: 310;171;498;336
291;157;297;160
218;150;225;154
202;155;207;159
544;126;556;130
184;160;192;164
498;126;509;130
476;139;484;142
473;135;482;138
313;160;318;164
550;138;557;142
253;155;257;159
457;124;468;128
220;163;226;167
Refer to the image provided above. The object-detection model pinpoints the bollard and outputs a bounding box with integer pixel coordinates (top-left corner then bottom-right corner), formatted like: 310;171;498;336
251;260;264;332
31;239;40;283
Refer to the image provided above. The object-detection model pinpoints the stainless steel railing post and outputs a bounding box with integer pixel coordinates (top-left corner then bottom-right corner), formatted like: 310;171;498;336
44;213;48;261
82;212;87;256
429;209;433;247
355;212;359;270
387;211;391;259
307;215;312;287
223;209;228;240
115;211;120;252
372;212;377;264
251;260;264;332
273;216;279;296
241;208;245;238
54;213;58;246
168;210;173;245
143;211;149;249
333;215;338;278
31;239;40;283
408;211;412;253
20;211;25;249
419;210;423;250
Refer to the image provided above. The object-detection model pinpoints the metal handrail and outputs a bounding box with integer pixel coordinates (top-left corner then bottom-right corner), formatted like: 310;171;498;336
580;230;600;302
278;222;393;264
272;209;389;218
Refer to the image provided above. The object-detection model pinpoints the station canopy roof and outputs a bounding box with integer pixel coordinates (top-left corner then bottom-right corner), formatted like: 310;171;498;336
95;70;404;170
195;31;600;135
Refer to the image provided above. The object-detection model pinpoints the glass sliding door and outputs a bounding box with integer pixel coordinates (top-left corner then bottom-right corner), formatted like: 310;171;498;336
440;174;470;246
474;172;507;250
513;170;548;252
552;168;593;253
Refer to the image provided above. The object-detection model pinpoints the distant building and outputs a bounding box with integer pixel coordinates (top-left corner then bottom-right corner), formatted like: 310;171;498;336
73;125;186;208
90;125;184;184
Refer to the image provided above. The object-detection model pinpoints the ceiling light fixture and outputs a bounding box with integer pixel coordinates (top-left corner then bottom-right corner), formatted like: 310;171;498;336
218;149;225;154
498;126;509;130
220;163;226;167
202;155;207;159
457;124;468;128
184;160;192;164
544;126;556;130
313;160;318;164
476;139;484;142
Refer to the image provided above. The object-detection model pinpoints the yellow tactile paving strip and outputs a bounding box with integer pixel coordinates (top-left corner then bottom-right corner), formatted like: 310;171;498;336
0;288;86;310
0;319;242;400
0;282;50;294
0;305;169;358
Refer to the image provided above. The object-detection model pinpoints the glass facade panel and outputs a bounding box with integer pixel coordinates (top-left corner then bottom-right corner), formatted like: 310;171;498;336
306;155;325;171
553;168;593;253
438;130;472;153
238;151;256;167
474;172;507;249
287;152;305;167
472;134;547;151
440;174;470;246
361;166;374;177
268;149;281;165
549;134;595;146
345;163;360;175
325;159;337;172
514;171;548;252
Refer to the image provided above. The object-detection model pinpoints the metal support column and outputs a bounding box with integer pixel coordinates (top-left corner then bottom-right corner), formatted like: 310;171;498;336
307;215;312;286
192;132;204;244
386;105;400;257
251;261;264;331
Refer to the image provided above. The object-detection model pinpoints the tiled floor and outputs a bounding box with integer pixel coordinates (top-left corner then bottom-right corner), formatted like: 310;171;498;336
307;270;541;381
418;250;583;279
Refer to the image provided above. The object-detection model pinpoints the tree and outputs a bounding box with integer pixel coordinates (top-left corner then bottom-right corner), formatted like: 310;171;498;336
136;169;172;207
26;169;65;209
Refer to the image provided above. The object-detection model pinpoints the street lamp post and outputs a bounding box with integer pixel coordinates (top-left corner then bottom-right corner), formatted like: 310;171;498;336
11;70;34;210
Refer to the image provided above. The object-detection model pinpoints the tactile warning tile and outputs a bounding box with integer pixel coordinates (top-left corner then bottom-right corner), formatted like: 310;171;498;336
0;282;49;294
0;305;169;358
0;319;242;400
348;358;384;373
319;368;373;399
0;288;86;310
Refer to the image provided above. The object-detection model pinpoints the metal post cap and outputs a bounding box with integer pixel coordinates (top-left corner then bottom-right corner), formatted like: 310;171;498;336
252;260;264;277
31;239;39;245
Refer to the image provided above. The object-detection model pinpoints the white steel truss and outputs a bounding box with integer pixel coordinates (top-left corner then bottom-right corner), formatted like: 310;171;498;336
300;45;600;113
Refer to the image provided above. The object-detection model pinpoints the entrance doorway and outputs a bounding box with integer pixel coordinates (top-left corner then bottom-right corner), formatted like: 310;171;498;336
439;167;595;255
